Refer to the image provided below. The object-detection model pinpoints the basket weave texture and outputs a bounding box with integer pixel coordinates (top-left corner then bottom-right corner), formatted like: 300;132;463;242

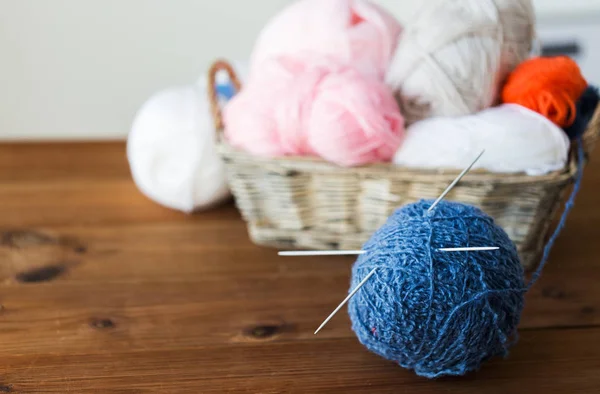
209;60;600;269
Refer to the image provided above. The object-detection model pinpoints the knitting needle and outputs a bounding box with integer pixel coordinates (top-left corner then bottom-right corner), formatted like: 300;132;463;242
427;149;485;213
278;247;498;256
438;246;499;252
314;267;378;335
278;250;366;256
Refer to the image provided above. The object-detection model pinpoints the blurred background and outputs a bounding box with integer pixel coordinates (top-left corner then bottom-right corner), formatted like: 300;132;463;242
1;0;600;141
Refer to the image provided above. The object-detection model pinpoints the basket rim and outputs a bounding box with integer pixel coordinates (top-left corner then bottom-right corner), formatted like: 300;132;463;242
217;139;578;185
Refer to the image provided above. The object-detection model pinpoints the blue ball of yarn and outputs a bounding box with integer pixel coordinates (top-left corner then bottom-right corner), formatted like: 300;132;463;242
348;199;526;379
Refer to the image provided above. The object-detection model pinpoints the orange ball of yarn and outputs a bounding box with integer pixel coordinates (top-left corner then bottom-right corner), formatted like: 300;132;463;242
502;56;587;127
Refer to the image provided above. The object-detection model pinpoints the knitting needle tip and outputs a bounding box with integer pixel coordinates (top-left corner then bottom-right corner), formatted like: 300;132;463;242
314;267;378;335
428;149;486;212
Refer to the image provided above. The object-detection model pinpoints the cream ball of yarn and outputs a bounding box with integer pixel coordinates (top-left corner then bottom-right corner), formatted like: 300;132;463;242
386;0;535;125
127;82;230;213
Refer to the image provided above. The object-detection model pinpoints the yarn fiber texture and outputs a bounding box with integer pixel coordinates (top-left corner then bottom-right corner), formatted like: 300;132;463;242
502;56;588;127
386;0;535;125
348;199;525;378
393;104;570;176
565;85;600;140
249;0;402;79
223;56;405;167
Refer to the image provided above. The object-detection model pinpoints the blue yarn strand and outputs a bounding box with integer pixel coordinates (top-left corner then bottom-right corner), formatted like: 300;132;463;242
527;138;586;288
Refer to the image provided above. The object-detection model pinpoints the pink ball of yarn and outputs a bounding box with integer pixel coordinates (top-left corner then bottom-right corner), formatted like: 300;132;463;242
249;0;402;79
307;66;405;166
222;87;284;157
223;57;309;158
223;56;405;167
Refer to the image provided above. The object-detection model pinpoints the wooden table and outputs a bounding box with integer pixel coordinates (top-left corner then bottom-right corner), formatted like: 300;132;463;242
0;143;598;393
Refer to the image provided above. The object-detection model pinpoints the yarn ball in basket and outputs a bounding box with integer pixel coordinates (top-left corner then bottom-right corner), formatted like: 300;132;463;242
502;56;588;128
348;199;525;379
385;0;535;125
223;56;405;167
393;104;570;176
127;84;230;213
565;85;600;140
249;0;402;79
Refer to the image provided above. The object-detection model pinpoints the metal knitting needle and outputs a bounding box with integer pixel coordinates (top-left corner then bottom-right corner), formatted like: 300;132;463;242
279;247;498;256
278;250;366;257
427;149;486;212
438;246;499;252
314;267;378;335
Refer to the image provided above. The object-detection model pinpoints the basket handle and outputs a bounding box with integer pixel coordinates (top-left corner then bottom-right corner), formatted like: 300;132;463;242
208;59;243;131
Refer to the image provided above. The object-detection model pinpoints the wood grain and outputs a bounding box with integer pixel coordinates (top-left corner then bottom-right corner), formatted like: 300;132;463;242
2;328;600;394
0;142;599;393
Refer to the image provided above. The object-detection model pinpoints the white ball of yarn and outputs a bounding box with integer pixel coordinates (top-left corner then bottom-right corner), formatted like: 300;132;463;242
127;83;230;213
393;104;570;176
386;0;535;125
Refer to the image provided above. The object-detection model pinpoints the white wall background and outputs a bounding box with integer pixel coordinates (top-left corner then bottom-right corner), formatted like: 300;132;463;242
1;0;600;141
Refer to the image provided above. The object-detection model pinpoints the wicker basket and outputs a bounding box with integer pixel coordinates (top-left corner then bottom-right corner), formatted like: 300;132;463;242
209;60;600;269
